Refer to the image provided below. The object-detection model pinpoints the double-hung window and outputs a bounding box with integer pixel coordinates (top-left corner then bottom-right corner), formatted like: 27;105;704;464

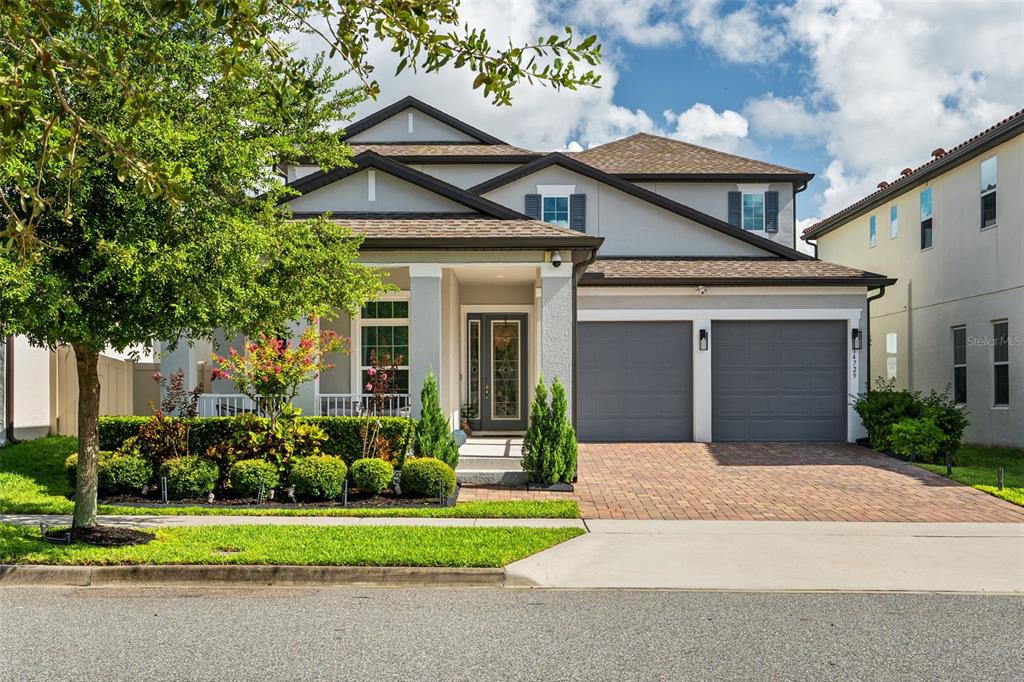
980;156;997;229
742;193;765;231
920;188;933;249
952;326;967;405
542;196;569;227
890;205;898;239
358;299;410;393
993;320;1009;406
868;215;877;247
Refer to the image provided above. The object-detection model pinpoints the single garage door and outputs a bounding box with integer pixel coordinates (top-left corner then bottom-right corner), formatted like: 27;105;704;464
577;321;692;441
712;320;847;441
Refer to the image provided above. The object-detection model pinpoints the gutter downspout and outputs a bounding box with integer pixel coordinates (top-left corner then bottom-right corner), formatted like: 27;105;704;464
569;246;600;482
865;285;889;392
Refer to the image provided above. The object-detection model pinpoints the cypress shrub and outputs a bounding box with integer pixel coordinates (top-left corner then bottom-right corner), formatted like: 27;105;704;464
413;370;459;468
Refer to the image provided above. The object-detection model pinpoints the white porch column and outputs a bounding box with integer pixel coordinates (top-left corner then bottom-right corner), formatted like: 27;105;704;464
540;263;574;416
287;318;316;416
692;316;713;442
409;264;443;418
160;335;198;401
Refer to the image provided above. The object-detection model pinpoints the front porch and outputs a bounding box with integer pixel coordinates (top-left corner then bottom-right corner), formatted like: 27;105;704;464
168;254;577;434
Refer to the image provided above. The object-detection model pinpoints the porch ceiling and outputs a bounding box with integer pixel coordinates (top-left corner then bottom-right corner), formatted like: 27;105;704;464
452;265;538;286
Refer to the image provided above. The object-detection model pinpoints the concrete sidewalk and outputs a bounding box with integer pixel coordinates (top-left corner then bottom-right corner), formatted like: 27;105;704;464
0;513;584;529
507;520;1024;593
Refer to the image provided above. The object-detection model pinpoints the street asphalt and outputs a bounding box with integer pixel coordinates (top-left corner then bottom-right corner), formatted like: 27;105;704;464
1;587;1021;681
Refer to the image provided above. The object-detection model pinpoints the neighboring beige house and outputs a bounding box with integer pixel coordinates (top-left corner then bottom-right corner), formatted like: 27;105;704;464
164;96;893;444
803;110;1023;447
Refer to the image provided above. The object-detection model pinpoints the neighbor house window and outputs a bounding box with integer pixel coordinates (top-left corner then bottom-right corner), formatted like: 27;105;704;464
359;299;410;392
542;196;569;227
742;192;765;231
890;205;898;238
980;156;997;229
920;188;933;249
952;326;967;405
993;320;1009;406
869;215;877;247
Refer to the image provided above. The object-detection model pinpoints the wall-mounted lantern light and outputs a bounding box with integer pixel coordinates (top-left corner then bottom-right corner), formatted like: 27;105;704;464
699;328;709;351
851;328;863;350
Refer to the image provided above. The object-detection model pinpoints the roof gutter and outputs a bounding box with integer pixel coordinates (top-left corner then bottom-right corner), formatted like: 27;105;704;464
579;276;898;288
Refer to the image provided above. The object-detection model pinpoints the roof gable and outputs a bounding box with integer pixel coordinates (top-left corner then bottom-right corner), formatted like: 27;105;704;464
572;132;812;180
284;151;526;219
470;153;813;260
342;96;506;145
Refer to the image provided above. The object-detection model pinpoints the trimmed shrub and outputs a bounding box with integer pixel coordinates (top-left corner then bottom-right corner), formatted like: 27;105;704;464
64;451;152;495
228;459;280;498
400;457;456;498
160;456;219;499
521;376;576;484
351;458;394;495
852;379;969;459
888;417;945;463
414;370;460;468
290;455;348;500
98;416;414;467
207;414;326;473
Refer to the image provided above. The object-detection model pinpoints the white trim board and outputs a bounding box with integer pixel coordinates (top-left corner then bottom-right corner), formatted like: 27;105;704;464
578;308;862;322
578;286;867;297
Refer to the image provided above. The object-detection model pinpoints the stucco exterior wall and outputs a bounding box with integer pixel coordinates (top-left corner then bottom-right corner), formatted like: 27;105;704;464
407;163;522;189
481;166;772;257
347;108;479;143
813;133;1022;445
285;168;474;214
13;336;51;439
636;180;797;249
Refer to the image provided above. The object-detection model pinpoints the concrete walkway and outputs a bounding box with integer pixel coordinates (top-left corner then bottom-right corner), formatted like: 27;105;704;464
506;520;1024;593
0;513;584;529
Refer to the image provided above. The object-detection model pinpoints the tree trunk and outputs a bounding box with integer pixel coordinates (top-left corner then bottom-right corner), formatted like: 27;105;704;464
72;345;101;528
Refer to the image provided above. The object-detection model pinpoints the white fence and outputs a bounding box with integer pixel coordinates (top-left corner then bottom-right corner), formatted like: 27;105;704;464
197;393;411;418
317;393;411;417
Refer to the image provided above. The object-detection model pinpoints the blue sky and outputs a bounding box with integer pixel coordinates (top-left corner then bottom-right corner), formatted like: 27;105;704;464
332;0;1024;227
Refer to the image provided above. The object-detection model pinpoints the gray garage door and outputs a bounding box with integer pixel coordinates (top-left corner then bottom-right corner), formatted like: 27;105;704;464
712;321;847;441
577;321;692;441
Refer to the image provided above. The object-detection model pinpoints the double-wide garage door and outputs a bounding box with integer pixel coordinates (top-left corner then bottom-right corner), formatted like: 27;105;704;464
576;320;847;442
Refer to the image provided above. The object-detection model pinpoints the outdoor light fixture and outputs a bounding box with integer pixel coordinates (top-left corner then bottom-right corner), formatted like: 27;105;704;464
699;328;709;351
851;328;863;350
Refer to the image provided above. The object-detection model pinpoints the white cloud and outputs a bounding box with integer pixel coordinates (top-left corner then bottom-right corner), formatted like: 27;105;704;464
570;0;683;47
663;103;750;152
684;0;788;63
752;0;1024;218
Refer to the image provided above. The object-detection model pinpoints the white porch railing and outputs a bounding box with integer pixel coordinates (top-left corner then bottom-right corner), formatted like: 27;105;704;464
197;394;259;417
197;393;411;418
317;393;411;417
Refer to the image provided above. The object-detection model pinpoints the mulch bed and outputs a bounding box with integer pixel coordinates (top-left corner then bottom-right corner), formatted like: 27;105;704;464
100;488;459;510
42;525;155;547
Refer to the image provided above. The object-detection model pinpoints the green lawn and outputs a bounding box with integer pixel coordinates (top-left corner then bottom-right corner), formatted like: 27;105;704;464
0;436;578;519
917;444;1024;507
0;523;583;568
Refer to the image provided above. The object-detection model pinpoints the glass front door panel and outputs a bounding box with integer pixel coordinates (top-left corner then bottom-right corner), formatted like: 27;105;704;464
490;321;521;420
467;320;481;423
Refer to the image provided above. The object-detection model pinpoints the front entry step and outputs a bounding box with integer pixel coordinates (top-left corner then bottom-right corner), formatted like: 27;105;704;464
456;469;526;486
456;437;525;484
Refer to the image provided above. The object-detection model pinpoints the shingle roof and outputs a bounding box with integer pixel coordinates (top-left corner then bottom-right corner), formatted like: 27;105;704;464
803;108;1024;239
571;133;812;179
348;143;539;158
315;214;602;249
580;257;894;287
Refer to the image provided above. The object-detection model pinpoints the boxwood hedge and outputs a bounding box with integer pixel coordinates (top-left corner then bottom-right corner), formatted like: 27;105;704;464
99;416;414;466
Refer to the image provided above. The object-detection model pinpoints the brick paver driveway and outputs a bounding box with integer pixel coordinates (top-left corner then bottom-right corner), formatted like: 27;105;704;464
461;442;1024;522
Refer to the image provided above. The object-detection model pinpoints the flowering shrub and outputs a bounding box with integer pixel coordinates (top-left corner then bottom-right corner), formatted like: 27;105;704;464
211;323;347;423
359;350;409;464
132;368;203;466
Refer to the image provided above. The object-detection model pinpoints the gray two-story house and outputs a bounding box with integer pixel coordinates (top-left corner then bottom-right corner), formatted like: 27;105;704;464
164;96;893;443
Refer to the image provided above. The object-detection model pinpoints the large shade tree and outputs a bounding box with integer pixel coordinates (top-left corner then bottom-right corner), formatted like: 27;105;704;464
0;1;601;529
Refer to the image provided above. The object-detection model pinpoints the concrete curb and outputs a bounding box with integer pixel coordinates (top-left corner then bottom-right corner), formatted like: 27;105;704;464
0;564;506;588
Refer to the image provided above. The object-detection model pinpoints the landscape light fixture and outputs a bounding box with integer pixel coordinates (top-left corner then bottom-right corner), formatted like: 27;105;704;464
699;328;709;351
851;328;863;350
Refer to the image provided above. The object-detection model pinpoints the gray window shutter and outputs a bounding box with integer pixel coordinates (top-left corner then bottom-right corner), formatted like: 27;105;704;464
525;194;541;220
727;191;742;227
765;191;779;233
569;194;586;232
